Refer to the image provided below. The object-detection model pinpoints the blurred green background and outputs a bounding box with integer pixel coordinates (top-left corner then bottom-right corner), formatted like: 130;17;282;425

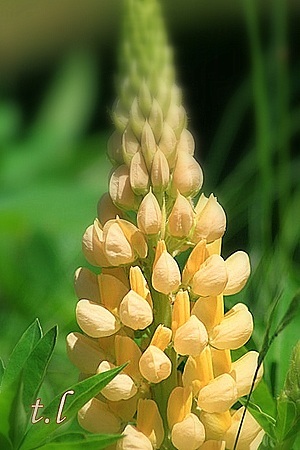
1;0;300;408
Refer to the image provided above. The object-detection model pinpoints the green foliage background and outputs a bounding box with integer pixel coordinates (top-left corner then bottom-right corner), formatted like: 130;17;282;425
0;0;300;444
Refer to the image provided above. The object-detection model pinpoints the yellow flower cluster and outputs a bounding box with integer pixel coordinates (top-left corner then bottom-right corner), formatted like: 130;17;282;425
66;0;265;448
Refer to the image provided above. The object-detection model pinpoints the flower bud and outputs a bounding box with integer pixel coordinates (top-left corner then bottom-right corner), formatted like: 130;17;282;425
116;424;152;450
122;126;140;165
149;98;164;141
129;265;149;298
151;148;170;192
107;395;138;422
137;399;164;449
193;194;226;244
230;351;263;397
115;335;142;381
112;99;129;133
182;347;214;395
177;128;195;155
199;410;231;441
78;398;121;434
172;152;203;197
167;386;192;429
198;373;238;413
139;345;171;383
223;251;251;295
82;220;110;267
138;79;152;117
98;272;129;314
74;267;101;303
174;315;208;357
152;241;181;294
168;192;194;238
107;130;124;166
76;299;120;338
97;192;123;226
129;97;146;141
66;332;106;374
109;165;136;210
209;303;253;350
119;290;153;330
191;254;228;297
129;150;149;195
137;190;162;235
141;121;157;170
224;407;262;450
159;122;177;167
166;104;186;139
172;290;190;335
150;324;172;351
171;413;205;450
192;295;224;333
97;360;137;401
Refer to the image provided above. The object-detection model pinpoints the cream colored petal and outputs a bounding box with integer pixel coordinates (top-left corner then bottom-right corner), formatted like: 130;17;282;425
159;121;177;163
129;266;153;307
137;399;164;449
198;440;226;450
130;151;149;195
198;373;238;413
74;267;100;303
152;250;181;294
137;190;162;235
182;348;214;395
107;130;124;166
210;303;253;350
250;430;265;450
76;299;120;338
141;121;157;170
97;192;123;226
149;98;164;142
168;192;195;238
78;398;121;434
172;152;203;197
107;394;138;422
139;345;171;383
66;332;105;374
167;386;192;429
104;221;134;266
172;290;190;334
98;273;129;314
174;315;208;357
192;295;224;333
230;351;263;397
122;126;140;164
97;361;137;401
199;410;231;441
119;290;153;330
115;335;142;380
193;194;226;244
210;347;232;377
116;424;152;450
109;164;136;210
82;222;110;267
151;148;170;192
116;218;148;259
171;413;205;450
224;251;251;295
192;254;228;297
182;239;207;286
150;324;172;351
224;407;262;450
176;128;195;155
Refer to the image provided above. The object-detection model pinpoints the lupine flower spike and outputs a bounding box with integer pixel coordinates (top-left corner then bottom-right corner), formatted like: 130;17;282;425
67;0;264;448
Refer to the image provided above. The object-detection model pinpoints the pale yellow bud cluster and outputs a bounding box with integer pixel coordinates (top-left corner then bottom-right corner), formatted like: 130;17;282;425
67;0;265;448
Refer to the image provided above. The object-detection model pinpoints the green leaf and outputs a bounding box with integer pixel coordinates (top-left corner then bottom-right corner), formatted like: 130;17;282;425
0;358;5;386
239;398;276;441
275;399;297;443
37;432;122;450
0;432;13;450
9;326;57;448
251;378;276;418
19;363;127;450
1;319;42;390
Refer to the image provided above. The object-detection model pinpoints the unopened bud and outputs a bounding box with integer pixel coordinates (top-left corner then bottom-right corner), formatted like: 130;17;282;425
174;315;208;357
191;254;228;297
172;152;203;197
198;373;238;414
119;289;153;330
137;190;162;235
151;148;170;193
167;386;192;429
103;220;135;266
97;193;123;226
112;99;129;134
210;303;253;350
137;399;164;449
152;242;181;294
98;272;129;314
193;194;226;244
168;192;194;238
141;121;157;170
129;150;149;195
171;413;205;450
78;398;121;434
76;299;120;338
122;126;140;166
82;220;110;267
166;103;187;139
182;239;207;286
177;128;195;155
172;290;190;335
107;130;124;166
109;165;136;211
66;332;105;374
150;324;172;350
149;98;164;141
115;335;142;381
117;424;152;450
192;295;224;333
139;79;152;117
159;122;177;168
97;360;137;401
74;267;101;303
129;97;146;141
139;345;172;383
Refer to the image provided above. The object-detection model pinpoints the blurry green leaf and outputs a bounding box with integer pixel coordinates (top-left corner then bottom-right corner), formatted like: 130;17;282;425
275;399;297;442
37;432;122;450
239;398;276;441
0;432;12;450
251;378;276;418
9;326;57;448
274;292;300;339
19;363;127;450
1;319;42;390
0;358;4;386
